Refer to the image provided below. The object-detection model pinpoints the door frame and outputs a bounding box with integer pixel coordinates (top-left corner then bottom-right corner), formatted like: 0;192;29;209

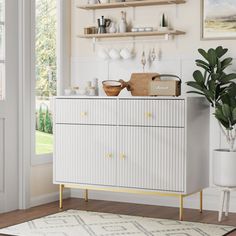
18;0;32;209
0;0;20;212
18;0;71;209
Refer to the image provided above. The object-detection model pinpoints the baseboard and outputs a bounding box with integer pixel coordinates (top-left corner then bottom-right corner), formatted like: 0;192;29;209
71;188;236;213
30;190;70;208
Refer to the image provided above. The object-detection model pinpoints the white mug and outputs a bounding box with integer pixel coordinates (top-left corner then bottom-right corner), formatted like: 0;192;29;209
109;49;120;60
98;49;110;60
120;48;132;59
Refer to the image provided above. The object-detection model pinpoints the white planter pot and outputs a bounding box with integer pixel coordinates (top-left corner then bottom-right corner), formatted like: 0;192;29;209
213;149;236;187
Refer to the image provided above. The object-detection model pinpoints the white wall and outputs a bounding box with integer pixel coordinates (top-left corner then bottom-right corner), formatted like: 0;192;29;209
70;0;236;212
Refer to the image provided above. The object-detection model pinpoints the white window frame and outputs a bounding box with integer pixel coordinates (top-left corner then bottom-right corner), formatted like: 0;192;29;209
31;0;71;166
0;4;5;100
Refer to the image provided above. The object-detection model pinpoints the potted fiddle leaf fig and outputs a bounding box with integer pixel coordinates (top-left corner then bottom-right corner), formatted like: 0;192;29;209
187;46;236;187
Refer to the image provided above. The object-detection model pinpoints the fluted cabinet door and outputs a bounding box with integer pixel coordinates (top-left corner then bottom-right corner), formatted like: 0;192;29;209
55;124;116;186
117;127;185;192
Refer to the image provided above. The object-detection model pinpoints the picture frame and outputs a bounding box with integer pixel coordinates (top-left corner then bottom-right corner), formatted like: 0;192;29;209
201;0;236;40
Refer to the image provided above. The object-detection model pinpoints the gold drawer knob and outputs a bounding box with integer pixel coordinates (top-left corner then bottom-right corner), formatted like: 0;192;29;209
120;154;126;159
145;112;152;118
106;153;113;158
80;112;87;117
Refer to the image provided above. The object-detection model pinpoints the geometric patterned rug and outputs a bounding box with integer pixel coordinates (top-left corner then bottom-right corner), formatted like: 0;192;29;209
0;210;235;236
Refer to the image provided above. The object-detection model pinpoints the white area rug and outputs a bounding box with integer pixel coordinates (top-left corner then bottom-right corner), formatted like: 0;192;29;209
0;210;234;236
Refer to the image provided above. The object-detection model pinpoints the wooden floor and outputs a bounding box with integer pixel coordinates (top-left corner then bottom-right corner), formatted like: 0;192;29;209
0;198;235;235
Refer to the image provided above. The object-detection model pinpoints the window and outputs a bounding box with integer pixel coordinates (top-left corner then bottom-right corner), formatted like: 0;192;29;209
0;0;5;100
35;0;57;156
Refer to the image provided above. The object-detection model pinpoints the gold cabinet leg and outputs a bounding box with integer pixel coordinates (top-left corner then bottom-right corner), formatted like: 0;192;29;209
179;195;184;221
59;184;64;209
200;190;203;213
84;189;88;202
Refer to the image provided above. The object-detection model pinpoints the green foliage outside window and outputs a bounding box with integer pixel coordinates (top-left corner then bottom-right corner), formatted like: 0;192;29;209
35;0;56;154
38;106;45;132
45;107;53;134
35;0;57;98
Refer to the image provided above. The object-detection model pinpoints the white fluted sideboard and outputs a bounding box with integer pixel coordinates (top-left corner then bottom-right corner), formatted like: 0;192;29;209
53;97;209;220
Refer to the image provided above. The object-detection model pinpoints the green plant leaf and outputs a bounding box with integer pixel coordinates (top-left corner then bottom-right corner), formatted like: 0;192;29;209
208;80;216;93
198;48;209;61
186;81;204;91
215;116;230;129
211;73;220;81
215;106;228;121
222;104;231;119
196;63;211;72
228;83;236;97
215;46;228;58
195;59;209;67
201;88;214;106
193;70;205;84
216;59;222;73
203;88;214;100
221;58;233;70
208;48;217;67
221;73;236;84
215;84;221;100
232;108;236;121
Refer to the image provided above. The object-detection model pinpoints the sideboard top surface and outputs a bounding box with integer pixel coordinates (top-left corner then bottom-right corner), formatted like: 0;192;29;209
54;96;205;101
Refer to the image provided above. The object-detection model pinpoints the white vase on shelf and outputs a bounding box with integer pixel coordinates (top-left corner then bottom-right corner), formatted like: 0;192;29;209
119;11;127;33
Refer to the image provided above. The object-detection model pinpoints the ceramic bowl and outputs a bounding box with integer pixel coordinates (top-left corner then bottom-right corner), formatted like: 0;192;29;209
102;80;123;96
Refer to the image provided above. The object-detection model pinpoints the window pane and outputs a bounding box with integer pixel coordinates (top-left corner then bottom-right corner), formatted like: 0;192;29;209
35;0;57;155
0;0;5;100
0;0;4;22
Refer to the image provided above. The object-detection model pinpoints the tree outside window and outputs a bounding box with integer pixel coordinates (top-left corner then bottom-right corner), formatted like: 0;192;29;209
35;0;57;155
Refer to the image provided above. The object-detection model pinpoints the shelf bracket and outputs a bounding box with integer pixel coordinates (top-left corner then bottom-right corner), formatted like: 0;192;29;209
132;7;136;21
164;34;169;41
132;36;135;50
92;37;97;52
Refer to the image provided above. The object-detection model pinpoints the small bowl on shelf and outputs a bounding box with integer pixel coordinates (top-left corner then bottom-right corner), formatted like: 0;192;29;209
102;80;127;96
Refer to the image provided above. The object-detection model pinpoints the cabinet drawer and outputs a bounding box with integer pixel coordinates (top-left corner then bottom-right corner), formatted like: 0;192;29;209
118;99;185;127
55;99;117;124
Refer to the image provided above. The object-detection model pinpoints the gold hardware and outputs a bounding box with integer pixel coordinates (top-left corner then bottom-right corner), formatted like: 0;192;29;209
120;153;126;159
59;183;203;221
200;191;203;213
80;112;87;117
145;112;152;118
84;189;88;202
106;153;113;158
179;195;184;221
59;184;64;209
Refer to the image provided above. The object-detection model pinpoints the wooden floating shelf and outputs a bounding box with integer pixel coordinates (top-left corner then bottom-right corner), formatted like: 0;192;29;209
77;0;186;10
77;30;186;39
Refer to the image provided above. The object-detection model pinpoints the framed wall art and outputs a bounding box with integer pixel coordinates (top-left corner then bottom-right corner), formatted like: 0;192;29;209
201;0;236;40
